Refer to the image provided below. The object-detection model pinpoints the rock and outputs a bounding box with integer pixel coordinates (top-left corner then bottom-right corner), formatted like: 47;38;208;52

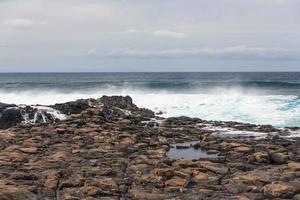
10;172;38;181
45;151;70;162
128;164;150;174
19;147;38;154
263;183;297;198
206;149;219;154
152;168;174;178
0;107;23;129
219;142;245;150
234;146;252;153
60;174;85;188
269;152;288;164
198;161;228;175
288;162;300;171
238;195;250;200
85;178;119;193
0;96;299;199
44;170;60;190
165;177;189;187
52;99;92;114
130;189;169;200
0;181;37;200
175;145;189;149
193;172;219;184
294;194;300;200
253;152;270;163
100;95;136;110
232;171;270;187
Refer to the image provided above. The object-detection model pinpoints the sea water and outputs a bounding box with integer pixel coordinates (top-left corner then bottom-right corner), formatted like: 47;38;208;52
0;72;300;128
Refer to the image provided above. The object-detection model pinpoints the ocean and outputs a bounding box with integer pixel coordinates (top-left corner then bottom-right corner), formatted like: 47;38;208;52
0;72;300;128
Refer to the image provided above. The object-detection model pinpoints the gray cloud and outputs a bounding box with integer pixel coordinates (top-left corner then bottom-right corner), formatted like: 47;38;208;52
0;0;299;71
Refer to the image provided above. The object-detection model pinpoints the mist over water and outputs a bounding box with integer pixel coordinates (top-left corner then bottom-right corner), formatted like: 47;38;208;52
0;72;300;127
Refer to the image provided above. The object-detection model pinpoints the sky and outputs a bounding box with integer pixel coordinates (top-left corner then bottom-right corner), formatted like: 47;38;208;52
0;0;300;72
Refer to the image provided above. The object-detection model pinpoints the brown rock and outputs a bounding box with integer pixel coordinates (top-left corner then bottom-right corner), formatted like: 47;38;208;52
130;189;169;200
85;178;119;192
288;162;300;171
294;194;300;200
60;174;85;188
232;171;269;186
238;195;250;200
0;181;37;200
128;164;150;174
220;142;245;150
253;152;270;163
198;161;228;175
19;147;38;154
269;152;288;164
234;146;251;153
10;172;38;181
46;151;70;162
193;172;219;184
263;183;297;198
165;177;189;187
152;168;174;178
44;170;60;190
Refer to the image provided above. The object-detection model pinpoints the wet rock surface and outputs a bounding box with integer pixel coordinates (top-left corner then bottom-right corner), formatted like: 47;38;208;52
0;96;299;199
0;104;65;129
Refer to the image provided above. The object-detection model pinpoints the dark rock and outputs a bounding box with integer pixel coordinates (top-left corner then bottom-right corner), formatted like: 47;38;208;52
100;95;136;109
0;107;23;129
52;99;92;114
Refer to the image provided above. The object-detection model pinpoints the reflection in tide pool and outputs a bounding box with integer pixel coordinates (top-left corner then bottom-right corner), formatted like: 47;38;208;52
166;141;218;160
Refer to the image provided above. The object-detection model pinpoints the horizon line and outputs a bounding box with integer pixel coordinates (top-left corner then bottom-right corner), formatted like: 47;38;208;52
0;71;300;73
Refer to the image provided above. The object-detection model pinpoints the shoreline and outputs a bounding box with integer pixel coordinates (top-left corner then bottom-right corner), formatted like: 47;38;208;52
1;96;299;137
0;96;300;199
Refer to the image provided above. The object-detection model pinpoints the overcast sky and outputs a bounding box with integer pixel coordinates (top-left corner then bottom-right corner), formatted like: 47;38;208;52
0;0;300;72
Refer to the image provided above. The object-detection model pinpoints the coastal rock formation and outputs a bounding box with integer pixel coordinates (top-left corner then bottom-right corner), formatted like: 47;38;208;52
0;104;64;129
0;96;299;199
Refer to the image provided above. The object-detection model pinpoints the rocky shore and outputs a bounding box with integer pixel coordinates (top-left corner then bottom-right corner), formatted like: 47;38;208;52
0;96;299;200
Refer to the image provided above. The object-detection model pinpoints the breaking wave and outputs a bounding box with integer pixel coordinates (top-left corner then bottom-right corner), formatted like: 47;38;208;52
0;88;300;128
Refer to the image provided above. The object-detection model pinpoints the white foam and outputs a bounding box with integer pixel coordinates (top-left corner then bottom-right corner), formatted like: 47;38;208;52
31;106;66;121
131;93;300;128
0;89;300;129
16;105;66;123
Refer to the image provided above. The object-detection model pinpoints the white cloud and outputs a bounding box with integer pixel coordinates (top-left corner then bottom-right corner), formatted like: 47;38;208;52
122;29;188;38
3;19;45;29
152;30;187;38
108;46;292;59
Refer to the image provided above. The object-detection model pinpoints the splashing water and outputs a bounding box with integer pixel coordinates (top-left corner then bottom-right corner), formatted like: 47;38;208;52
0;72;300;128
